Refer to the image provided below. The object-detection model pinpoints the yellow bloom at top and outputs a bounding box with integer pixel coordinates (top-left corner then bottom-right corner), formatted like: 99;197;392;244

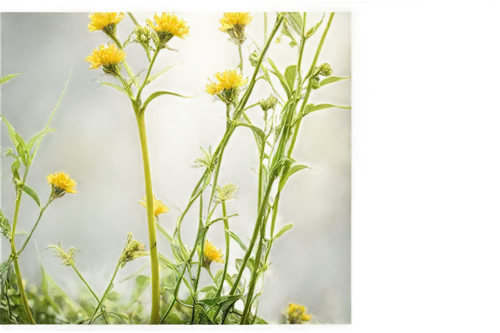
219;12;253;33
47;172;77;197
88;12;125;32
203;240;224;265
85;44;126;72
205;69;247;96
287;303;312;324
146;13;190;39
139;195;169;217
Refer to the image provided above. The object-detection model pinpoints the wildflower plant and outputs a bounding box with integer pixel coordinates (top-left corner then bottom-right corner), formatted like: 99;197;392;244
1;11;350;325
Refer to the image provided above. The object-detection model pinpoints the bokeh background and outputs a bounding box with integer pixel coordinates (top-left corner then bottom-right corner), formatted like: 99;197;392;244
1;12;350;324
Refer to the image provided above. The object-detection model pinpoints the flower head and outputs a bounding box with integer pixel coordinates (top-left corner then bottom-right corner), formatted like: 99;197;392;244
47;172;77;198
85;44;126;75
287;303;312;324
214;182;240;204
219;10;254;32
146;12;191;39
203;239;224;264
139;195;169;218
88;12;125;33
120;232;149;267
47;244;78;266
204;69;248;96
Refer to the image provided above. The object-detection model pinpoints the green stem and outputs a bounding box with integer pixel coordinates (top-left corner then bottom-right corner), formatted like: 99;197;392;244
88;260;121;324
216;201;230;298
156;221;173;243
136;111;161;324
238;43;243;73
264;13;268;44
137;48;160;102
71;264;109;324
190;196;205;325
10;189;35;324
17;199;52;256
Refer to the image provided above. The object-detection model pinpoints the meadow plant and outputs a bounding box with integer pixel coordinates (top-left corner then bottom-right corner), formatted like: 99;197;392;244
0;11;350;325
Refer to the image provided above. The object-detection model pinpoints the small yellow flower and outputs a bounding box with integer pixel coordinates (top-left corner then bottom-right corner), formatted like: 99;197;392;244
219;12;253;33
287;303;311;324
139;195;169;218
203;240;224;265
85;43;127;69
146;13;190;40
88;12;125;32
47;172;77;198
205;70;247;96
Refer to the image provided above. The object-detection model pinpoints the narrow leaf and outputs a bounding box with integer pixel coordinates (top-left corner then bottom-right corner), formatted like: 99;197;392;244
279;163;310;192
286;12;303;35
142;91;196;111
27;128;55;153
107;312;130;324
20;183;41;207
274;223;294;240
305;14;325;38
98;81;130;96
320;76;351;86
284;65;297;92
228;230;248;252
11;159;21;180
146;63;182;85
0;73;21;85
0;115;19;148
306;103;352;113
236;122;265;147
267;58;291;98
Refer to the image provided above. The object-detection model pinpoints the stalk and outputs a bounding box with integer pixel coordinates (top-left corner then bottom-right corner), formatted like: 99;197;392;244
88;260;121;324
136;111;161;324
215;201;230;298
17;198;53;256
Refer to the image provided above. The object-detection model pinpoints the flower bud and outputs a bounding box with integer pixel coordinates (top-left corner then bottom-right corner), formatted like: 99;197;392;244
134;26;151;44
120;232;149;267
249;51;259;67
260;94;278;112
318;63;333;77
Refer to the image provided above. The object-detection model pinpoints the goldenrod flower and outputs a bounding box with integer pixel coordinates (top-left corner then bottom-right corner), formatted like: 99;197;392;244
206;70;247;95
203;240;224;267
139;195;169;217
219;10;254;32
88;12;125;32
47;172;77;198
287;303;312;324
146;12;191;39
85;43;127;69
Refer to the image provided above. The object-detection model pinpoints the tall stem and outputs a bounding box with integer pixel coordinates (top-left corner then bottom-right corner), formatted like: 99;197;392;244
18;199;52;256
88;260;121;324
136;111;160;324
216;201;230;298
10;190;35;324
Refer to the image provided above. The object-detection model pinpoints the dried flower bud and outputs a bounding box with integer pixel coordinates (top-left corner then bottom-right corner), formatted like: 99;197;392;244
47;243;78;266
120;232;149;267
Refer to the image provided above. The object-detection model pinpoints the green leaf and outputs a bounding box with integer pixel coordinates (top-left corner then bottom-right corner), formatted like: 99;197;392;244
20;183;41;207
1;115;20;149
236;122;266;147
11;159;21;180
171;238;187;264
274;223;294;240
15;230;28;237
0;73;21;85
279;163;310;192
98;81;130;97
198;285;217;294
228;231;248;252
284;65;297;92
304;103;351;116
267;58;291;98
27;128;55;154
107;312;130;324
146;63;182;85
106;291;121;301
286;12;303;35
320;76;351;86
142;91;196;111
132;275;150;300
305;14;325;38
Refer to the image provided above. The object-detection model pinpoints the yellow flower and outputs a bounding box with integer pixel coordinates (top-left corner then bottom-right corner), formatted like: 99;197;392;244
205;70;247;96
47;172;77;197
88;12;125;32
287;303;311;324
203;240;224;265
139;195;169;217
219;12;253;33
85;43;127;69
146;13;190;39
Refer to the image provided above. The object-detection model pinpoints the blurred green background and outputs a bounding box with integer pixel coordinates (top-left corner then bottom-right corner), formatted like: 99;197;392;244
0;9;359;323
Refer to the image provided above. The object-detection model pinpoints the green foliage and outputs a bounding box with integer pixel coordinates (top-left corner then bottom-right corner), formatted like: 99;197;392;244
0;73;21;85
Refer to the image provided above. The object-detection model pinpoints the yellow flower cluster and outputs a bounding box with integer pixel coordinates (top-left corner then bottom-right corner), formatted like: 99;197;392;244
85;44;126;70
87;12;125;32
205;70;247;96
146;13;190;39
219;12;253;33
203;240;224;264
47;172;77;197
139;195;169;218
287;303;312;324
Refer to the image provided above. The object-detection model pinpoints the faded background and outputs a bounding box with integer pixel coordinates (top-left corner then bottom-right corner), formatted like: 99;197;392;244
1;12;350;324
